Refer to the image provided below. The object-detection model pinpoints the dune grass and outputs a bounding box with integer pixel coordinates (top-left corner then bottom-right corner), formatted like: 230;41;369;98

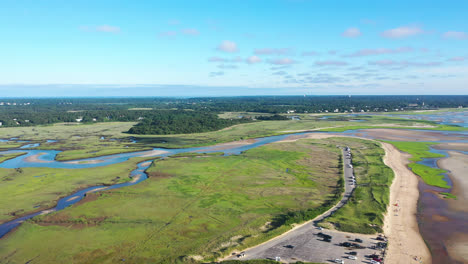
0;139;343;263
319;138;394;234
385;141;450;188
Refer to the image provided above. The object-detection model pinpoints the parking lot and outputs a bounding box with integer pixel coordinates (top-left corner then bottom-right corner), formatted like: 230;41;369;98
228;148;387;263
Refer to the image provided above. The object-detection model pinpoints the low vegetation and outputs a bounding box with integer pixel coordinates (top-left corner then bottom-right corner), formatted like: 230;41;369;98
0;157;150;224
0;139;343;263
386;141;450;188
0;152;27;163
128;111;250;135
440;192;457;199
319;138;394;234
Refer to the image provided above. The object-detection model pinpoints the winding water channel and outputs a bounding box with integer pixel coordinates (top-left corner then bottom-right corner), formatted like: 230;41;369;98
0;112;467;263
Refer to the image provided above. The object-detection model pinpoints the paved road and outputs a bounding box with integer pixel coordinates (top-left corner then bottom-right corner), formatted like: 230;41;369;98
228;148;386;263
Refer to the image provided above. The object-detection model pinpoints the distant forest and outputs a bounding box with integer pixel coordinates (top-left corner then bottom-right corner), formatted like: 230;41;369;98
0;95;466;134
127;111;249;134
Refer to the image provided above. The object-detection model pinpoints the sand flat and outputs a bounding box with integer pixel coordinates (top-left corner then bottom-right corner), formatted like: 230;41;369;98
433;142;468;152
438;151;468;212
24;153;52;163
381;142;431;264
138;149;169;157
361;128;468;141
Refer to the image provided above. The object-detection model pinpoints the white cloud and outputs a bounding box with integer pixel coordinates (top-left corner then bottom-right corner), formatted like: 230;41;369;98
254;48;290;55
315;60;348;66
272;71;287;75
368;60;396;66
342;27;362;38
381;26;424;39
447;56;466;61
369;60;441;67
181;28;200;36
96;25;121;33
217;40;238;53
168;19;181;25
268;58;296;65
209;71;224;77
302;51;318;56
442;31;468;40
159;31;177;37
208;56;226;62
345;47;413;57
79;25;120;33
246;55;262;64
217;64;238;69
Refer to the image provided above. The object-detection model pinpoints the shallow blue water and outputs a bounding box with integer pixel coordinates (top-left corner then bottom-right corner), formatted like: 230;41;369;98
0;160;152;238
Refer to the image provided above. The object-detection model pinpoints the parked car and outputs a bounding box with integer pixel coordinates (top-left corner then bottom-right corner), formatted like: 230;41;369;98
284;244;294;249
370;260;380;264
334;259;344;264
347;255;357;260
348;251;357;256
354;238;363;243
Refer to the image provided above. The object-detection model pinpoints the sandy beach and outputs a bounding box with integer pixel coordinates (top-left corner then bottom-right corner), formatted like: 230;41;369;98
64;159;105;164
381;142;431;264
24;153;52;163
196;138;256;152
138;149;169;157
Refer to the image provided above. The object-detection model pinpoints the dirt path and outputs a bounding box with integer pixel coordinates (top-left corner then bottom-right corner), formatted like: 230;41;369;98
381;142;431;264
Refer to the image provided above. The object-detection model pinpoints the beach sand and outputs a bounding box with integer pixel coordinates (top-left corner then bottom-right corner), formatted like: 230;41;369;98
196;139;256;152
433;142;468;152
24;153;52;163
64;159;105;164
361;128;468;142
381;142;431;264
138;149;169;157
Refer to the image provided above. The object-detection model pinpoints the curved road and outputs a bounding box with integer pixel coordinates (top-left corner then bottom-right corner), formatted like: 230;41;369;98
227;148;383;263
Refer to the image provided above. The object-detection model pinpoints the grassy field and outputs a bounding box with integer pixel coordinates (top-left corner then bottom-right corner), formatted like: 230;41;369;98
319;138;394;234
0;138;344;263
0;152;27;163
0;157;150;224
385;141;450;188
0;113;463;161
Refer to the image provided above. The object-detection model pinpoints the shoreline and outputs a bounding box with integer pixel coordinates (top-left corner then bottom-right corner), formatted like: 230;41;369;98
381;142;431;264
437;151;468;263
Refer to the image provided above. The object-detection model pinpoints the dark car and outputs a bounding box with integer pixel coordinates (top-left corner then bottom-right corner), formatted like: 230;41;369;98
340;242;352;247
284;245;294;249
348;252;357;256
355;238;363;243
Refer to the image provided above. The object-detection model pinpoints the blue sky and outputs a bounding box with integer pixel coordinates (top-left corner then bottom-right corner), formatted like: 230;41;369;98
1;0;467;96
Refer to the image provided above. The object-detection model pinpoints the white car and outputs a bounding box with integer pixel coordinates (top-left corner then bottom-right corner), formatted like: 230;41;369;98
370;260;380;264
334;259;344;264
347;255;357;260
